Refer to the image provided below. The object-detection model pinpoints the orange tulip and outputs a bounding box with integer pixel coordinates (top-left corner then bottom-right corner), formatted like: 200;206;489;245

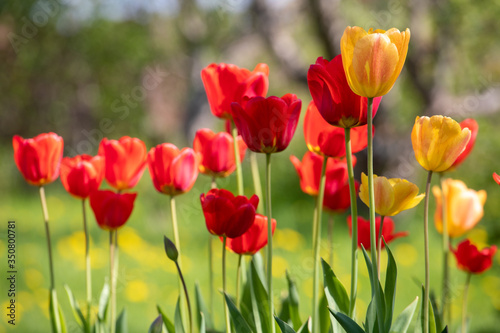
60;154;104;199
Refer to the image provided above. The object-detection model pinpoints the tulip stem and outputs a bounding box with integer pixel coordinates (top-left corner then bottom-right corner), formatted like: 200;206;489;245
251;152;264;215
208;234;214;316
222;236;231;333
377;215;386;279
265;153;275;333
82;199;92;331
109;230;117;333
175;260;193;333
328;214;334;269
211;176;217;190
345;127;359;318
312;156;328;333
231;121;244;196
461;273;472;333
423;170;434;333
236;255;243;308
170;196;182;268
440;175;451;325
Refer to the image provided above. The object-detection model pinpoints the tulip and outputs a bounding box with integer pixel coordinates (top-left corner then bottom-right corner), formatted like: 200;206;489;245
60;154;104;199
200;188;259;238
89;190;137;230
307;55;382;128
13;132;64;186
225;214;277;255
147;143;199;196
100;136;147;190
452;239;497;274
340;27;410;98
201;63;269;119
231;94;302;154
359;172;424;216
324;176;358;214
432;179;486;238
449;118;478;169
290;152;324;196
493;172;500;185
412;116;471;172
193;128;247;178
347;215;408;250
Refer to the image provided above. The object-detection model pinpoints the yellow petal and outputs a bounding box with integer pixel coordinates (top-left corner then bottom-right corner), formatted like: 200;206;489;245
372;175;395;216
388;179;424;216
359;172;370;208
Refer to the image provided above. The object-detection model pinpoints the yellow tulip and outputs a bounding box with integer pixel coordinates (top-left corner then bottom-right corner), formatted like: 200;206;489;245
433;178;486;238
411;116;471;172
359;172;425;216
340;26;410;98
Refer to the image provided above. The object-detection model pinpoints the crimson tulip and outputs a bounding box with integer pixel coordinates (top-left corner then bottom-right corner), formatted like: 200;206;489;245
13;132;64;186
201;63;269;119
307;55;382;128
231;94;302;153
193;128;247;178
99;137;147;190
347;215;408;250
200;188;259;238
452;239;496;274
89;190;137;230
225;214;277;255
60;154;104;199
148;143;198;196
449;118;478;169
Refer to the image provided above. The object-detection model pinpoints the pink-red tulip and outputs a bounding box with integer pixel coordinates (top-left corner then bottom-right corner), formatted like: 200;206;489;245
60;154;104;199
452;239;496;274
89;190;137;230
347;215;408;250
225;214;277;255
450;118;478;169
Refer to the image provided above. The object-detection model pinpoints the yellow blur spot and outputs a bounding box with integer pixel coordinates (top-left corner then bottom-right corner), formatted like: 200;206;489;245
394;243;418;267
274;228;304;252
25;269;44;291
467;228;488;249
125;280;150;303
481;275;500;308
355;298;367;323
18;291;35;311
46;195;65;221
272;256;288;277
302;278;313;299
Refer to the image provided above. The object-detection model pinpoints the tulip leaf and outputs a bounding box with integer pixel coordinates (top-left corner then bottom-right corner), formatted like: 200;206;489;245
390;297;419;333
98;282;110;322
328;308;365;333
148;315;163;333
64;284;87;330
175;297;186;333
223;292;254;333
195;283;214;330
321;259;350;315
241;271;258;332
361;246;386;333
384;241;398;329
274;316;297;333
365;296;377;333
49;288;66;333
250;257;272;333
278;295;291;325
286;271;302;330
115;309;128;333
319;293;332;333
200;312;206;333
157;305;175;333
297;317;312;333
415;286;436;333
430;293;444;333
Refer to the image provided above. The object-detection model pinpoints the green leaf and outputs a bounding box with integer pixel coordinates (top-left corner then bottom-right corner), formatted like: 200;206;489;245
252;252;266;289
361;246;385;333
297;318;311;333
415;286;436;333
274;316;296;333
224;292;254;333
286;272;301;330
195;283;214;330
175;297;186;333
200;312;206;333
249;259;271;333
278;295;291;324
318;294;332;333
97;282;110;322
328;308;365;333
148;315;163;333
321;259;350;314
440;326;448;333
384;242;397;329
116;309;128;333
240;271;258;332
390;297;419;333
58;300;68;333
157;305;175;333
49;288;64;333
365;296;377;333
430;293;443;333
64;284;87;330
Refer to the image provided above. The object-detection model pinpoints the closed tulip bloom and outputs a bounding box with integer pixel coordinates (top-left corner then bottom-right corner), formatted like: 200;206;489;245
13;132;64;186
452;239;496;274
411;116;471;172
225;214;277;255
148;143;198;196
193;128;247;178
200;189;259;238
89;190;137;230
100;137;147;190
340;26;410;98
359;173;424;216
493;172;500;185
60;154;104;199
348;215;408;250
449;118;478;169
433;179;486;238
307;55;382;128
201;63;269;119
231;94;302;154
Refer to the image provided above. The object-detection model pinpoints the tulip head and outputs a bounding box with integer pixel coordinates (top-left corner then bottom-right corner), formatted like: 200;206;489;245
452;239;496;274
449;118;478;170
225;214;277;255
89;190;137;230
60;154;104;199
347;215;408;250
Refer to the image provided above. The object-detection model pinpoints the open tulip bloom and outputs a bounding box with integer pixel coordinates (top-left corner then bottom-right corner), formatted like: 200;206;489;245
224;214;277;255
347;215;408;251
60;154;104;199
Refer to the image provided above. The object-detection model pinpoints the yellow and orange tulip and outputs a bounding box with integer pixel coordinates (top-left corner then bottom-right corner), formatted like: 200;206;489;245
340;26;410;98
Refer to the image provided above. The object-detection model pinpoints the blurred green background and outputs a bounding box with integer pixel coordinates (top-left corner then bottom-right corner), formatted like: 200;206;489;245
1;0;500;332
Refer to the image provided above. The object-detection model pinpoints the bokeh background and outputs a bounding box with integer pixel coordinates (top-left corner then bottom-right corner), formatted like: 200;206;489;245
1;0;500;332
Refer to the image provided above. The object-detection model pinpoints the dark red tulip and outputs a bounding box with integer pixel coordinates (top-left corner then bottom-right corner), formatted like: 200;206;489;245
231;94;302;154
450;118;478;169
200;188;259;238
201;63;269;119
307;55;382;128
60;154;104;199
90;190;137;230
452;239;497;274
148;143;198;196
225;214;277;255
347;215;408;250
13;133;64;186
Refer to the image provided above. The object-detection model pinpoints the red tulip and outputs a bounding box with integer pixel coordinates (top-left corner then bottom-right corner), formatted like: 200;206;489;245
493;172;500;185
225;214;277;255
452;239;496;274
324;170;359;213
290;152;324;196
201;63;269;119
13;133;64;186
450;118;478;169
100;137;147;190
231;94;302;154
347;215;408;250
200;188;259;238
89;190;137;230
307;55;382;128
148;143;198;196
304;101;371;157
60;154;104;199
193;128;247;178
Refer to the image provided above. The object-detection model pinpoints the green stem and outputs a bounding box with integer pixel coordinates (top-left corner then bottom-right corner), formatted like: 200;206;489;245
231;121;244;196
312;156;328;333
265;153;275;333
176;261;193;333
109;230;117;333
211;176;217;190
82;199;92;331
328;214;334;269
170;196;182;268
208;234;214;316
345;127;359;318
236;255;243;308
377;215;386;279
250;152;264;215
423;170;434;333
461;273;472;333
222;236;231;333
440;174;451;325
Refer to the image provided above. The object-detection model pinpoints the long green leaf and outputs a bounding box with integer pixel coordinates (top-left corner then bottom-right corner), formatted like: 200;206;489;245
175;297;186;333
430;293;443;333
384;242;397;329
98;283;110;322
195;283;214;330
318;294;332;333
365;296;377;333
321;259;350;314
116;309;127;333
224;292;254;333
361;246;385;333
297;318;311;333
250;259;271;333
64;285;87;330
241;270;258;333
49;288;64;333
415;286;436;333
274;316;296;333
286;272;301;330
390;297;419;333
328;308;365;333
148;315;163;333
157;305;175;333
200;312;206;333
